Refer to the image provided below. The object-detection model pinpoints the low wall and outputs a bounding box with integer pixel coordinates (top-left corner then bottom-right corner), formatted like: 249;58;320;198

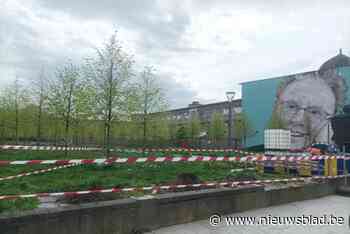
0;178;348;234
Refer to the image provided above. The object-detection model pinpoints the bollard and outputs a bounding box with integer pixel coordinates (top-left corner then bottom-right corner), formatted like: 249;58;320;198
336;157;345;175
329;157;337;176
297;160;311;177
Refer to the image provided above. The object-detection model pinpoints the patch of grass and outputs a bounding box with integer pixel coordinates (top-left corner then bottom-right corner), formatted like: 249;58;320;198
0;150;105;160
0;149;248;161
0;162;287;196
0;150;285;213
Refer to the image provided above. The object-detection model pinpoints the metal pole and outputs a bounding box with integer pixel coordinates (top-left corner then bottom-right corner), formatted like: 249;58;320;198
226;91;235;148
228;101;232;148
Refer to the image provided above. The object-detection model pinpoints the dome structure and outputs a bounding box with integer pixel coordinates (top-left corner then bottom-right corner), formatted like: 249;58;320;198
319;49;350;74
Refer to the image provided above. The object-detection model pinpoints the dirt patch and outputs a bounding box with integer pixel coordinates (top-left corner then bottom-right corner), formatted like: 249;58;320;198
175;173;201;184
56;192;126;204
225;173;256;182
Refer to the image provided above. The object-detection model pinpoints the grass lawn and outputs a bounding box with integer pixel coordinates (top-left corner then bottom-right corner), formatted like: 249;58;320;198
0;150;285;214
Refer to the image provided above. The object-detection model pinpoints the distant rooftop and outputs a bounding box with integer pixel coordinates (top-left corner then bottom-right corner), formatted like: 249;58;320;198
167;99;241;113
319;49;350;74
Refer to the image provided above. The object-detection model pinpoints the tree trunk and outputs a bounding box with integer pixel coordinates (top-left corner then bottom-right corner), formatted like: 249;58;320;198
64;116;70;154
64;82;74;155
105;60;114;156
143;112;147;155
106;118;111;156
37;99;43;146
54;120;58;146
142;87;148;155
0;119;4;144
15;99;19;145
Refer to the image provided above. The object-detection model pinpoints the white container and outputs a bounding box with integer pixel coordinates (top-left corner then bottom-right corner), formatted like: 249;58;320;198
264;129;291;150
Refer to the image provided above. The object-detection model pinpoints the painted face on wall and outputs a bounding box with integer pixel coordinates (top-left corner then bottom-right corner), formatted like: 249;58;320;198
277;76;336;148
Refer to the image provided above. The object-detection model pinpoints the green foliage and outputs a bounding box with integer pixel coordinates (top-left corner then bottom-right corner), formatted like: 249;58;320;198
176;126;188;141
267;109;287;129
186;114;201;140
208;112;226;143
0;33;169;147
47;62;91;147
85;33;135;121
0;78;30;143
150;115;170;141
137;66;167;114
84;33;135;152
136;66;168;145
234;112;255;145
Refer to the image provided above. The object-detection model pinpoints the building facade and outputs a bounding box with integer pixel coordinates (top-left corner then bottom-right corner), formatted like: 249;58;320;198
242;50;350;149
166;100;242;124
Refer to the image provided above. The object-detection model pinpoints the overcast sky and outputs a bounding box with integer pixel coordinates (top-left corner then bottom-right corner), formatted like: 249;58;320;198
1;0;350;108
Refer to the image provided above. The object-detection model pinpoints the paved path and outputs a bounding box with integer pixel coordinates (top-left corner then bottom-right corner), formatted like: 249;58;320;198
149;195;350;234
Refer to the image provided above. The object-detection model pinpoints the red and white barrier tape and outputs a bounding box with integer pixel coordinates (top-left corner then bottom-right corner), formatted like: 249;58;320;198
119;147;254;155
0;145;254;155
0;163;80;181
0;155;348;166
0;145;101;151
0;174;347;200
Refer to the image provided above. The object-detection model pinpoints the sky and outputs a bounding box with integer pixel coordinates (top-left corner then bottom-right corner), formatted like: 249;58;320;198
1;0;350;109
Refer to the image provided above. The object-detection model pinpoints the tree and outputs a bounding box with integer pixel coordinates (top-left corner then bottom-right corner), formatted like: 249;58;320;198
70;82;96;145
48;62;85;149
208;112;226;144
1;77;28;144
234;112;255;147
267;109;287;129
85;33;134;155
142;114;171;146
30;68;49;145
176;126;188;142
137;66;167;147
186;113;201;143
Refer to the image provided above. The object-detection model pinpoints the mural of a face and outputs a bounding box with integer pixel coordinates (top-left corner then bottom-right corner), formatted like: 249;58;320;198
277;75;336;148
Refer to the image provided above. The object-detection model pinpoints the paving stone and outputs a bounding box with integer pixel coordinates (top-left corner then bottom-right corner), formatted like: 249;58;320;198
148;195;350;234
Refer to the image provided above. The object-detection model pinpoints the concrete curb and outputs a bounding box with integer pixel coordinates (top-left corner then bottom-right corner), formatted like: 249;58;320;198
0;178;348;234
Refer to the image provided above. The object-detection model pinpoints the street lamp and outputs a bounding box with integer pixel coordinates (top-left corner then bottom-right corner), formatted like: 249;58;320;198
226;91;235;148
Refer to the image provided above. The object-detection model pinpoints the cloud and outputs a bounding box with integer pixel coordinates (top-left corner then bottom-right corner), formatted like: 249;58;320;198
36;0;191;52
156;72;198;109
0;0;197;108
1;0;350;109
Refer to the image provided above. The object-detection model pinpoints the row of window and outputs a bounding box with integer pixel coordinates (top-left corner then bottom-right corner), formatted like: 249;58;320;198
169;107;241;121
